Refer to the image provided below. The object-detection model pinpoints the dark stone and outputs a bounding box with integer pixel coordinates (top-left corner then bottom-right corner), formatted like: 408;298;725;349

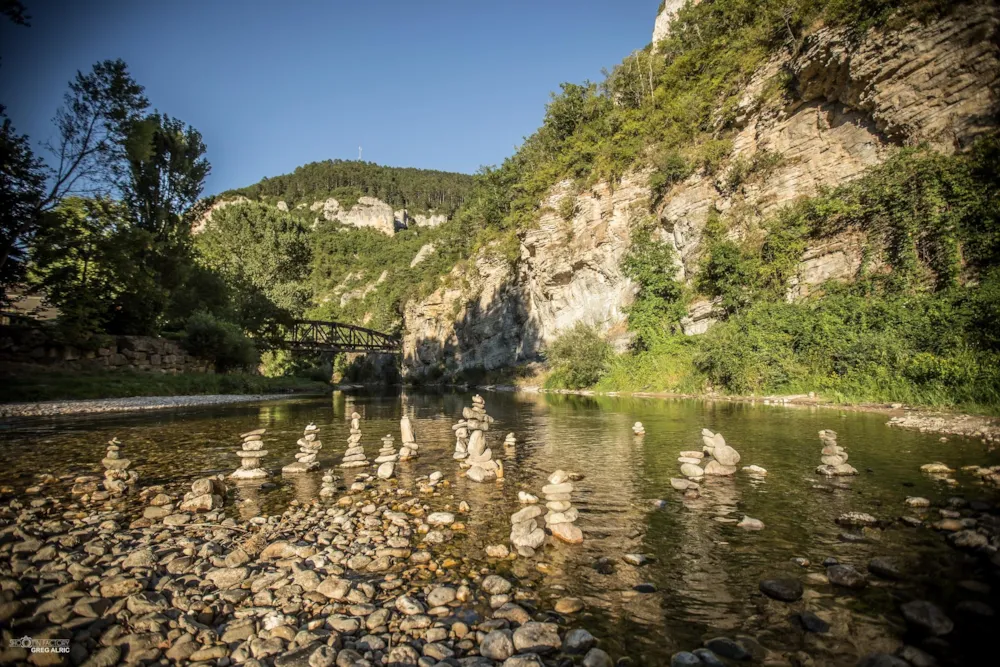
633;583;657;593
823;557;839;567
794;611;830;633
594;558;615;575
868;558;904;580
669;652;702;667
704;637;749;661
827;564;867;589
900;600;953;636
759;578;803;602
693;648;726;667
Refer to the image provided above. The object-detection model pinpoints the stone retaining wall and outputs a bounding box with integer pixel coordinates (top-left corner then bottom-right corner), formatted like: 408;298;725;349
0;326;214;374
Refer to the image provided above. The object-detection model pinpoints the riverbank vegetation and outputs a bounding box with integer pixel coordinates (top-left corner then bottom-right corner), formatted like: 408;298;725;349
0;364;327;403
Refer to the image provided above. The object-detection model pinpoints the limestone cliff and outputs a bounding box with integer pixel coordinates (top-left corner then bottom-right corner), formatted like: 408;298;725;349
401;4;1000;378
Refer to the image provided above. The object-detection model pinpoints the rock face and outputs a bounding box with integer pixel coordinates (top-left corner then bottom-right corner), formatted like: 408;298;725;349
312;196;397;235
400;6;1000;376
652;0;694;44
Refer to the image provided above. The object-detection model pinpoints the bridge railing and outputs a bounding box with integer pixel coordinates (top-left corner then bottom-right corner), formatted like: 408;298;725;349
273;319;401;353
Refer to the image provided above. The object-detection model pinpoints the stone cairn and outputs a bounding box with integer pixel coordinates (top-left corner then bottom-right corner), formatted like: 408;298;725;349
504;432;517;450
464;395;499;482
673;429;742;492
340;412;368;468
510;503;546;557
632;421;645;435
816;429;858;476
282;423;322;474
319;470;339;497
102;437;138;496
452;417;470;460
180;476;225;512
543;469;583;543
231;428;269;480
376;434;398;479
399;415;419;460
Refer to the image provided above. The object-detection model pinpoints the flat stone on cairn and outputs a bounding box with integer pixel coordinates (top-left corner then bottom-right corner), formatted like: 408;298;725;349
283;423;322;474
815;430;858;476
465;395;499;483
340;412;369;468
399;415;419;460
504;432;517;450
102;437;138;496
231;428;269;479
319;470;339;497
632;421;645;435
543;470;583;544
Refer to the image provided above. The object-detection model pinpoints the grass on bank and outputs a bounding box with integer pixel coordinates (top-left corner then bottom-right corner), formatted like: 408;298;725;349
0;364;330;403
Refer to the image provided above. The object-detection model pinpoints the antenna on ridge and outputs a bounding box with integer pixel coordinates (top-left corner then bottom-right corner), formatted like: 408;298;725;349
358;146;362;161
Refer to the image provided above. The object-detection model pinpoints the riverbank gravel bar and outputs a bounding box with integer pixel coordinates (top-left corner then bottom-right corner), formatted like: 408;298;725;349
0;393;303;418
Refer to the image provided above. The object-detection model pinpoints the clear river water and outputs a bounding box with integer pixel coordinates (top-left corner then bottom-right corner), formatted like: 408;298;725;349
2;390;998;665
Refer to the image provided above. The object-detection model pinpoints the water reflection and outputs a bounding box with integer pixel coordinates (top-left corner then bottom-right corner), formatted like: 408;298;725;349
1;390;998;666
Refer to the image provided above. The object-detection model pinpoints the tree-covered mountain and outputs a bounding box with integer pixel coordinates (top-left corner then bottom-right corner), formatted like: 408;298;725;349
220;160;475;215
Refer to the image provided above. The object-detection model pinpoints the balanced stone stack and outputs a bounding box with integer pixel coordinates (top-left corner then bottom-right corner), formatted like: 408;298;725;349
102;437;138;496
180;476;225;512
399;415;419;460
504;432;517;450
231;428;269;480
319;470;339;497
816;429;858;476
340;412;369;468
632;421;645;435
465;395;499;483
452;419;469;460
376;435;398;479
543;470;583;544
509;504;546;556
282;423;322;474
701;429;740;476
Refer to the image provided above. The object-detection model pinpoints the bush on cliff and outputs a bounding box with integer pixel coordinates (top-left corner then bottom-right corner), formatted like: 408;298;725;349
544;324;613;389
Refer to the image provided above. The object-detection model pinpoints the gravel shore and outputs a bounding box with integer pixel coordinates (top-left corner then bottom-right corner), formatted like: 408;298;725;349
0;393;305;418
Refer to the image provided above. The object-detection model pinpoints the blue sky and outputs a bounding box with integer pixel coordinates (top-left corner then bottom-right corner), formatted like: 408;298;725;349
1;0;657;196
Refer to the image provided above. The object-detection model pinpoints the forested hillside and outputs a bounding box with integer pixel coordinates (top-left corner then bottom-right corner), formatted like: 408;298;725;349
221;160;475;215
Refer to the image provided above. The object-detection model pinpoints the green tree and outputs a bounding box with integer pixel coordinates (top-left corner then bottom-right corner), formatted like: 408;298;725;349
0;110;46;302
0;60;148;285
544;323;613;389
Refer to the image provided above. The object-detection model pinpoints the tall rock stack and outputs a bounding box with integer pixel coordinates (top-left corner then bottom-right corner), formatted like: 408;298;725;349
543;470;583;544
283;423;322;474
465;395;499;482
340;412;369;468
504;432;517;451
231;429;269;480
452;418;470;460
102;437;138;496
376;435;398;480
509;504;546;556
399;415;419;460
816;430;858;476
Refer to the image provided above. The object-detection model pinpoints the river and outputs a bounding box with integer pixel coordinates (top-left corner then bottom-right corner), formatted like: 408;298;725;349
2;389;997;665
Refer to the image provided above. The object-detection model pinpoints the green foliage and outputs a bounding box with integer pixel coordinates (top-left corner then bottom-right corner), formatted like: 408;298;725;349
648;149;692;206
621;218;686;348
223;160;474;215
181;311;257;372
544;323;613;389
0;110;46;300
723;149;785;194
0;365;327;403
196;201;312;333
558;196;577;221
